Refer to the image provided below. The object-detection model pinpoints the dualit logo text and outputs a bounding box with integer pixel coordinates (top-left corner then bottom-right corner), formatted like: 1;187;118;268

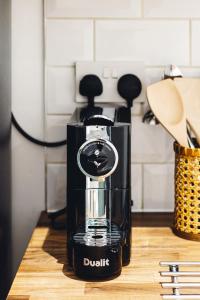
83;258;109;267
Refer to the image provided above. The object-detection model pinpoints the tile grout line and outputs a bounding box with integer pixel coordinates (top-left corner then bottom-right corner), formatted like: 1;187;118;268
43;0;49;211
47;113;72;117
141;0;144;18
93;19;96;61
141;163;144;210
47;162;67;166
44;16;200;21
47;161;174;165
45;64;200;69
189;19;192;66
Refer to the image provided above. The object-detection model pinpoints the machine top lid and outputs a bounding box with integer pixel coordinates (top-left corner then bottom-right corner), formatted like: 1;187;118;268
69;105;131;126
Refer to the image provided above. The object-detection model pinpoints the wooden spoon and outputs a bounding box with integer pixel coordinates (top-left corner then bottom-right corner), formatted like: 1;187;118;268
147;79;188;147
174;78;200;145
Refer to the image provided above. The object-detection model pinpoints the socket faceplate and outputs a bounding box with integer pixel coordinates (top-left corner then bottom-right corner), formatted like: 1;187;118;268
75;61;146;104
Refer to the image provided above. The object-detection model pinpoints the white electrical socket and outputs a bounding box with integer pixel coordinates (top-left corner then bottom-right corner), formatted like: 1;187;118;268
75;61;146;104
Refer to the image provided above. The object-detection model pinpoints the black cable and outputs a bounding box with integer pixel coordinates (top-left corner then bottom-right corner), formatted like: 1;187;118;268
12;113;67;228
48;208;66;230
11;113;67;147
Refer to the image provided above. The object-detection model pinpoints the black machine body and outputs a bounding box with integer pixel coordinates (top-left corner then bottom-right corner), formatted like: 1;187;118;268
67;104;132;280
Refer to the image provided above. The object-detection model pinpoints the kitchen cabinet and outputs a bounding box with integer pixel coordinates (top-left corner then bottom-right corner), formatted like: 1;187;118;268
0;1;44;299
0;0;12;298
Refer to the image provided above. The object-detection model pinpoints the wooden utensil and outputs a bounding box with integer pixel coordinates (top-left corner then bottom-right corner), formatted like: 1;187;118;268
147;79;188;147
174;78;200;145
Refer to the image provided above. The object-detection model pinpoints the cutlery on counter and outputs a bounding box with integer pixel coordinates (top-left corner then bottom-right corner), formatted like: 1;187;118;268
147;79;189;148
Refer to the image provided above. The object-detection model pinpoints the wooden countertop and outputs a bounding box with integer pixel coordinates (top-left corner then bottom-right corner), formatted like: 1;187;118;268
7;213;200;300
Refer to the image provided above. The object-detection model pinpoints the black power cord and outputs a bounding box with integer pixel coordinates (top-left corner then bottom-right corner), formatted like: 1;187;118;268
11;113;67;147
48;208;66;230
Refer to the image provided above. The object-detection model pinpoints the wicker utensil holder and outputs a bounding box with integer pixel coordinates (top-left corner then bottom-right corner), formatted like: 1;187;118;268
174;142;200;241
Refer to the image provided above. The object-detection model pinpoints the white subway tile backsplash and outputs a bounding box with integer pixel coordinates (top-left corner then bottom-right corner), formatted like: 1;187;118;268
145;68;164;86
144;0;200;18
192;21;200;66
45;0;141;18
143;164;174;211
47;164;66;212
96;20;189;66
45;67;77;114
131;116;174;163
181;68;200;77
46;115;70;162
131;103;143;116
46;20;93;66
46;115;69;140
44;1;197;213
131;164;142;211
146;68;200;87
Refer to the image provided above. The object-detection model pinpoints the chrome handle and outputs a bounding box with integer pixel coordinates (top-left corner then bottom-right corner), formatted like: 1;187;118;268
160;261;200;300
162;295;200;299
162;283;200;288
160;271;200;277
160;262;200;267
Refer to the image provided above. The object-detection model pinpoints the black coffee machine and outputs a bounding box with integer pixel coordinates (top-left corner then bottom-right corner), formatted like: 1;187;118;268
67;74;141;279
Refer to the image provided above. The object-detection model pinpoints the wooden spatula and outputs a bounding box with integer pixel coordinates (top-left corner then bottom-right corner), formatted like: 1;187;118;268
174;78;200;145
147;79;188;147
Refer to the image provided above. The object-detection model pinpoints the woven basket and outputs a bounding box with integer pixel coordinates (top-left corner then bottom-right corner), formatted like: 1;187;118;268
174;142;200;241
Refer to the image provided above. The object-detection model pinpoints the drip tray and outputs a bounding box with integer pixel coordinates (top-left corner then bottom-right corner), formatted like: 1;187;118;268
73;224;122;247
72;224;122;279
72;239;122;279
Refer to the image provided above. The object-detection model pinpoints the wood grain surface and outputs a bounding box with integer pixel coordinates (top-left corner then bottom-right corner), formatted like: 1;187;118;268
7;213;200;300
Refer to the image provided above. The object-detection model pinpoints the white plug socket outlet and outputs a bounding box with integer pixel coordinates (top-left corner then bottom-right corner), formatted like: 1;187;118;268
75;61;146;104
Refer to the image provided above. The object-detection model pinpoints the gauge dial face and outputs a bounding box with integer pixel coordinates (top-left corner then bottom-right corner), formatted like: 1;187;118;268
77;139;118;179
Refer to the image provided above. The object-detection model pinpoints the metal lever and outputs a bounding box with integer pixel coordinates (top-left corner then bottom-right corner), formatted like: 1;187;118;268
162;283;200;288
163;296;200;299
160;261;200;299
160;262;200;266
160;271;200;277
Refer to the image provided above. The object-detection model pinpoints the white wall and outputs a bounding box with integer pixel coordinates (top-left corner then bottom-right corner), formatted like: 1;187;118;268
12;1;200;214
11;0;45;272
44;0;200;213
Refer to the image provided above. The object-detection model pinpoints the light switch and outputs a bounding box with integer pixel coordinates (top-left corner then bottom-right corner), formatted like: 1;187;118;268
103;67;110;78
112;68;118;79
